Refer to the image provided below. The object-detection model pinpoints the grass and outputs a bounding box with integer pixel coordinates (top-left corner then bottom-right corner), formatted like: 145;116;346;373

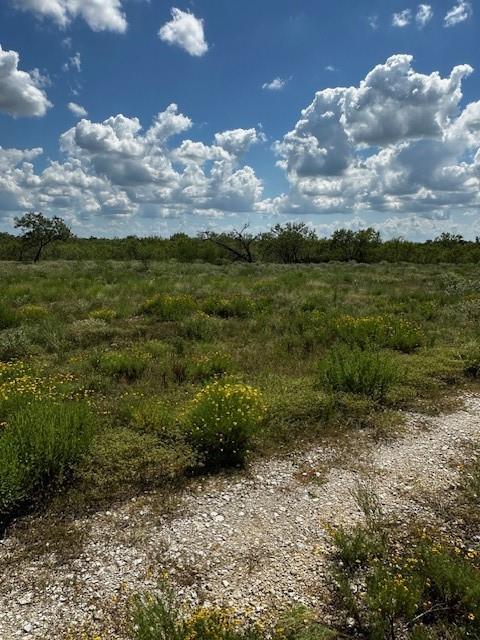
0;400;93;523
0;260;479;525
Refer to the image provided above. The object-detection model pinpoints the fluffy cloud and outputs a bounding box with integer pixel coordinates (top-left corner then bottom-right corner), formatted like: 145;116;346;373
392;9;412;27
269;55;480;220
0;104;264;224
0;44;51;117
416;4;433;27
262;77;287;91
11;0;127;32
444;0;473;27
68;102;87;118
158;8;208;57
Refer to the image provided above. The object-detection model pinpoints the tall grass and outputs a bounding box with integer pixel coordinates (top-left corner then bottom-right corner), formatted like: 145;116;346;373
319;347;398;401
0;401;93;521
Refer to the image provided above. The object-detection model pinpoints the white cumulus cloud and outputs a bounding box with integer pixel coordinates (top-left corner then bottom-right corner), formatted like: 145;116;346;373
68;102;87;118
11;0;127;32
158;8;208;57
0;44;52;117
416;4;433;27
444;0;473;27
269;55;480;221
262;77;287;91
392;9;412;27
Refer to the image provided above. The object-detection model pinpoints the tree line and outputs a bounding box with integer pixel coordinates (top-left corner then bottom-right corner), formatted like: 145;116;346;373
1;212;479;264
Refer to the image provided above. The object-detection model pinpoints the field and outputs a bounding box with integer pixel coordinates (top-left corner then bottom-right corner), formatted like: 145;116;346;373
1;260;480;639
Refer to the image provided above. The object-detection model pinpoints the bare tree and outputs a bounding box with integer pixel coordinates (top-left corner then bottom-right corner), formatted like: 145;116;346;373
202;224;256;262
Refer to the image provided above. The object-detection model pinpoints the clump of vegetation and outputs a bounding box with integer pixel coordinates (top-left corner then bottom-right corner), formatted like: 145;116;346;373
331;314;424;353
319;347;398;401
94;350;152;382
0;305;19;330
0;401;93;522
88;308;117;322
0;327;33;362
140;294;197;321
184;380;266;469
131;588;334;640
18;304;49;321
330;488;480;640
188;351;233;381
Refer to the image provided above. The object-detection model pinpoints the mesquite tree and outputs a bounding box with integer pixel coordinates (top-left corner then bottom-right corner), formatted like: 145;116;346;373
15;212;72;262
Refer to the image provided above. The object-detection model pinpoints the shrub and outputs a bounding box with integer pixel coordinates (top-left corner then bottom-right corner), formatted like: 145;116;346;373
202;296;255;319
188;351;232;382
0;327;33;361
140;294;197;321
319;347;398;401
0;401;93;520
68;318;115;346
461;342;480;378
184;380;265;469
0;305;19;330
88;307;117;322
179;312;216;340
18;304;49;321
95;350;151;382
330;493;480;640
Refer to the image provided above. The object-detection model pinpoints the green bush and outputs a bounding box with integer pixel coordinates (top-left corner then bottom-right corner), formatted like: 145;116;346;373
319;347;398;401
179;312;216;340
18;304;49;322
88;307;117;322
0;401;93;520
331;493;480;640
140;294;197;321
184;380;265;469
188;351;232;382
0;327;33;361
95;350;152;381
0;306;19;330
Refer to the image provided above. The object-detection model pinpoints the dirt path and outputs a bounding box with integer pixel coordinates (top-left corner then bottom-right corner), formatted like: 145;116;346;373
1;395;479;639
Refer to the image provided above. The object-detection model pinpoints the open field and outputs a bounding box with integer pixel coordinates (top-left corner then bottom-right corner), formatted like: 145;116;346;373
1;260;480;639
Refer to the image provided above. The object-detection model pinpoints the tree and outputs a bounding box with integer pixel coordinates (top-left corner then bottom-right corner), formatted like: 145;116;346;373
15;212;73;262
260;222;317;263
202;224;256;263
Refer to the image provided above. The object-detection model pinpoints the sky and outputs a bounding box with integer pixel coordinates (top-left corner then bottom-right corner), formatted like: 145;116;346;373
0;0;479;240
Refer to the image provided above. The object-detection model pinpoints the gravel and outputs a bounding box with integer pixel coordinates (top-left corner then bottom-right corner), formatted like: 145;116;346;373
0;394;479;639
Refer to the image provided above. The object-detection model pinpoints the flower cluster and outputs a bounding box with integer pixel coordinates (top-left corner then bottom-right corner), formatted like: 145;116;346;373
330;313;423;352
0;361;76;404
185;380;266;468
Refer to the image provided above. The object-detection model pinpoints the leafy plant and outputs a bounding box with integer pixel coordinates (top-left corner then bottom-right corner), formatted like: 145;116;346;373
319;347;398;401
184;380;265;469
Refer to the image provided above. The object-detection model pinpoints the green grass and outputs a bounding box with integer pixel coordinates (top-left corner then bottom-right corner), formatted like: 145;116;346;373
0;400;93;522
0;260;479;522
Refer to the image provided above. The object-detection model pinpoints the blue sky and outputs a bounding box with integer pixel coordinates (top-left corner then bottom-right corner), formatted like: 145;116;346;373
0;0;479;239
